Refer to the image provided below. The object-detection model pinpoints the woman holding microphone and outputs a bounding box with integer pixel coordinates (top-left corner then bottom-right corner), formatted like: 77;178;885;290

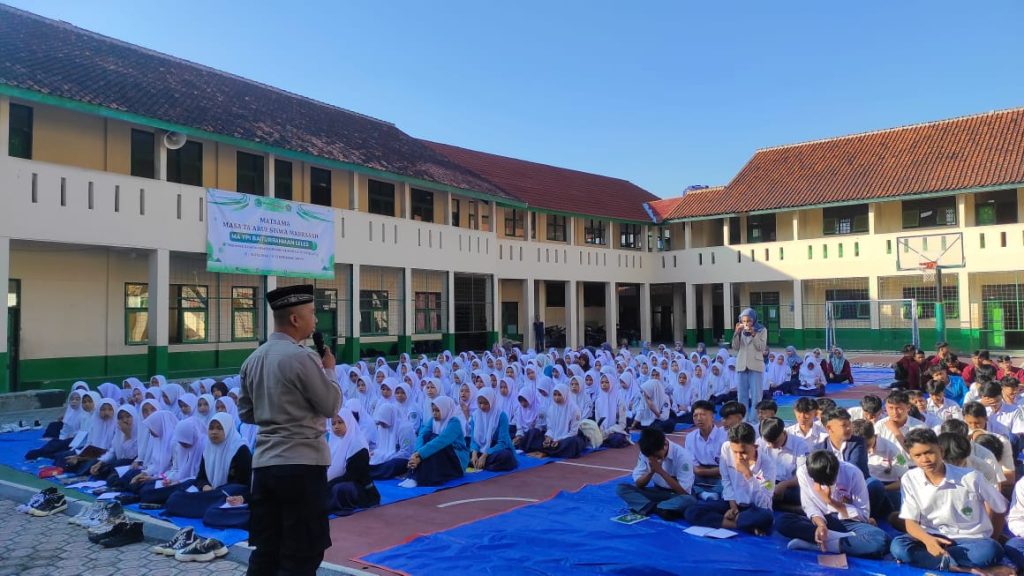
732;308;768;424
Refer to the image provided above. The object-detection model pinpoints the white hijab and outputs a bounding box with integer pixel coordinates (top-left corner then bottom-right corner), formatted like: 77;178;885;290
110;405;140;461
471;388;502;452
327;407;368;481
168;418;206;483
370;402;402;465
142;410;179;476
202;412;246;488
345;398;376;448
431;396;458;436
545;383;580;441
595;369;621;429
59;390;86;440
86;396;118;450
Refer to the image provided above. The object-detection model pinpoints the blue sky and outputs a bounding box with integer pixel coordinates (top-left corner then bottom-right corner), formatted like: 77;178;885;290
9;1;1024;198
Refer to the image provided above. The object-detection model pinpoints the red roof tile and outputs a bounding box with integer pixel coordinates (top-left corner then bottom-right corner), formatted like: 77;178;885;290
662;187;728;220
646;197;683;221
422;140;659;221
670;108;1024;219
0;5;510;200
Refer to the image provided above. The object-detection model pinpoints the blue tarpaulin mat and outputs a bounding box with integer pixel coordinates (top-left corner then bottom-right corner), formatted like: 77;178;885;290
363;477;932;576
123;503;250;546
375;452;554;506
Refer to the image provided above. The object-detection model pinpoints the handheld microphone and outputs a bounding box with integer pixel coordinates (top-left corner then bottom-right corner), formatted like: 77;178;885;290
312;331;327;358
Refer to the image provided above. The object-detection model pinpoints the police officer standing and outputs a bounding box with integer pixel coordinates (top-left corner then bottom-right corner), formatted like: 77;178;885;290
239;285;341;575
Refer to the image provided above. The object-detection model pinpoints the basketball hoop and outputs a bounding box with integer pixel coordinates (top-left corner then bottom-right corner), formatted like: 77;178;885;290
920;261;938;284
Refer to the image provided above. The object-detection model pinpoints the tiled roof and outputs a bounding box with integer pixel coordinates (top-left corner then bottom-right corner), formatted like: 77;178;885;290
421;140;659;221
669;107;1024;219
646;197;683;221
0;5;510;199
661;187;728;220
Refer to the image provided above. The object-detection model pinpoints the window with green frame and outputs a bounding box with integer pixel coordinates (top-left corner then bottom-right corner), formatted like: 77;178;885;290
546;214;567;242
125;283;149;345
415;291;443;333
170;284;208;343
231;287;258;341
8;103;33;160
360;290;390;335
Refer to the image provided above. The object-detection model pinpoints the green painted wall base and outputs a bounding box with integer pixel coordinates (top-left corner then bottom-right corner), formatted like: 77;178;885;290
397;335;412;355
684;329;698;346
147;346;168;379
342;338;360;364
487;331;499;348
0;351;9;394
442;333;455;352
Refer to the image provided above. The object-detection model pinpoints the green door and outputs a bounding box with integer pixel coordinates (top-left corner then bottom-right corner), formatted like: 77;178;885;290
986;302;1006;349
314;288;338;341
7;280;20;392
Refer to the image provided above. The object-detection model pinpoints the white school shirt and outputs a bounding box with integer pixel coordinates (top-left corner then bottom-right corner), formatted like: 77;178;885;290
685;425;728;468
785;422;827;446
798;460;869;521
899;464;1007;539
917;411;942;429
873;416;925;454
968;443;1005;488
846;406;865;421
719;444;776;509
963;383;982;406
867;436;909;483
1007;477;1024;537
978;431;1015;479
926;396;963;422
631;441;696;492
757;432;809;483
990;403;1024;435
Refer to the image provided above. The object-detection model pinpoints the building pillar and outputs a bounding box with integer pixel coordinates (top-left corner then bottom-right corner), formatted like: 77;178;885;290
349;172;361;212
565;279;578;349
722;281;733;331
401;182;412;219
266;153;276;198
683;283;696;344
640;282;652;345
264;275;278;339
723;218;731;247
792;279;804;332
399;267;413;355
346;264;361;362
956;271;971;340
701;284;713;336
568;217;577;246
444;192;453;226
524;278;536;350
956;194;967;228
442;270;455;352
868;275;881;330
488;274;500;348
683;222;692;250
0;96;9;157
147;249;170;377
0;236;10;393
606;282;618;348
791;211;800;241
867;203;876;235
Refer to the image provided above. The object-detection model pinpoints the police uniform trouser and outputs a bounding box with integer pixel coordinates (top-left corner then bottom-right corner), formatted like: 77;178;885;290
248;464;331;576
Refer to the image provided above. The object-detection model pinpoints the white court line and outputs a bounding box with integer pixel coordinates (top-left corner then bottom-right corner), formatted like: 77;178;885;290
554;461;631;472
437;497;539;508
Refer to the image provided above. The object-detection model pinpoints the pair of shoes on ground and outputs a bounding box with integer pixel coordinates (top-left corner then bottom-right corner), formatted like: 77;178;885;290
70;500;122;528
151;527;229;562
20;486;67;516
70;500;145;547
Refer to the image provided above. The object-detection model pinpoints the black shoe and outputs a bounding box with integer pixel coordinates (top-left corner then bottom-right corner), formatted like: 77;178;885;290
98;520;144;548
175;537;228;562
29;490;67;516
151;526;196;555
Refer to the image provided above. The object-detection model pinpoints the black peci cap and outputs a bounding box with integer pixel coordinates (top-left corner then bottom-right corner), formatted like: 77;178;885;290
267;284;315;310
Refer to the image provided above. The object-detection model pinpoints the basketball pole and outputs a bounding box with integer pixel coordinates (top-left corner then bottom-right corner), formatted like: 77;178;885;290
934;266;945;343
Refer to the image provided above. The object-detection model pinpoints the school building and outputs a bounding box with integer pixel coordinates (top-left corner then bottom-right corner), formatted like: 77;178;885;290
2;4;1024;392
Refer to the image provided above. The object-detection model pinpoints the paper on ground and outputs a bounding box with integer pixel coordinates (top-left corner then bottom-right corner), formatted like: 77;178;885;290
114;465;131;477
66;480;106;489
97;491;121;500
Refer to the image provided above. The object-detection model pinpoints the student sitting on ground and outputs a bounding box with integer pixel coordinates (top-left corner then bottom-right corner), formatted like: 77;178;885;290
368;403;415;480
847;394;883;424
469;388;517;471
930;365;969;408
979;378;1024;450
937;431;1005;497
907;390;942;428
163;413;252;524
683;422;775;536
938;419;1004;494
814;408;889;521
796;354;826;397
719;401;749;433
777;450;889;558
684;400;727;500
755;400;777;424
854;419;906;512
1003;475;1024;572
512;387;546;453
616;427;696;520
874;390;925;455
33;385;89;457
403;397;469;488
758;417;808;508
925;377;963;423
58;396;118;474
632;379;673;434
87;405;139;481
890;428;1008;573
540;384;587;458
595;369;630;448
786;398;827;445
823;347;854;385
322;407;380;517
963;402;1017;490
137;419;206;505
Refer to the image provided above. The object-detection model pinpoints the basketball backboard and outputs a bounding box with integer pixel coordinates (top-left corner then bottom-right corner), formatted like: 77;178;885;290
895;231;965;271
